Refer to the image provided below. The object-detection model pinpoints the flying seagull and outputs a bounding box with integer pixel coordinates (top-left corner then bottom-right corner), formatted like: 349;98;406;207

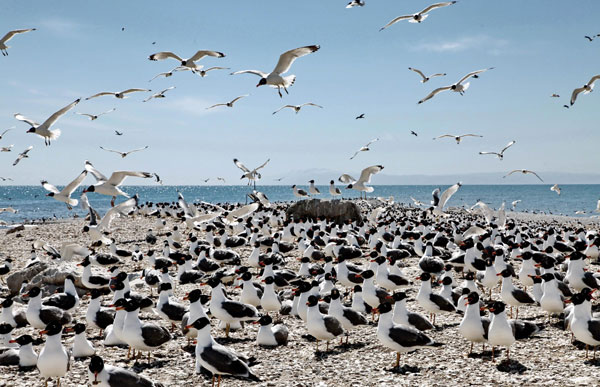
0;127;14;140
585;36;595;42
503;169;544;182
153;173;163;185
411;131;418;137
197;67;230;77
570;75;600;106
206;95;248;110
76;108;116;121
114;130;123;136
15;98;80;146
350;138;379;159
550;184;561;195
41;169;88;210
234;158;270;185
0;177;13;181
550;94;560;98
433;134;482;144
148;50;225;71
83;160;153;205
346;0;365;8
203;178;210;183
478;140;515;160
12;145;33;166
99;146;149;158
216;177;226;183
0;28;36;56
380;1;457;30
355;113;365;119
143;87;175;102
408;67;446;83
419;68;494;104
85;89;151;100
272;103;322;115
1;145;13;152
274;177;285;182
231;45;320;97
148;66;191;82
511;200;521;210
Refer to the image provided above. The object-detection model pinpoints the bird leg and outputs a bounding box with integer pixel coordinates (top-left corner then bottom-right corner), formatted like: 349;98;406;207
217;375;222;387
586;344;589;359
515;307;519;320
326;341;330;351
225;323;230;338
469;342;473;355
284;86;289;95
506;348;510;361
345;334;349;345
171;322;176;332
316;339;319;352
509;306;513;319
44;379;48;387
277;87;282;98
148;352;151;363
127;346;131;358
491;347;495;362
57;378;61;387
110;196;116;207
395;352;400;368
211;375;215;387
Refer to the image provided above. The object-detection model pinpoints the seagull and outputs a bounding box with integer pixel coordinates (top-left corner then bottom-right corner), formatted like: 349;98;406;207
511;200;521;210
148;66;190;82
12;146;33;166
292;185;309;198
433;134;482;144
148;50;225;71
570;75;600;106
0;28;36;56
308;180;320;195
585;36;595;42
15;98;80;145
272;103;322;115
410;197;426;207
153;173;163;185
329;180;342;197
0;145;13;152
85;89;151;100
563;105;570;109
88;356;164;387
478;140;515;160
99;146;149;158
75;108;115;121
380;1;457;30
143;87;175;102
41;169;87;210
408;67;446;83
231;45;320;98
274;177;285;182
206;95;248;109
346;0;365;8
551;184;561;195
432;182;461;215
411;130;418;136
418;68;494;104
0;177;13;182
338;174;357;184
83;160;153;205
114;130;123;136
0;127;13;140
350;138;379;159
203;178;210;183
550;94;560;98
197;66;230;77
217;177;226;183
355;113;365;119
503;169;544;182
345;165;384;199
234;158;270;185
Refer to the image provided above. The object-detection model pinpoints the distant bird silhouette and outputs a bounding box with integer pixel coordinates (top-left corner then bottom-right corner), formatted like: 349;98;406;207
411;131;418;137
356;114;365;119
114;130;123;136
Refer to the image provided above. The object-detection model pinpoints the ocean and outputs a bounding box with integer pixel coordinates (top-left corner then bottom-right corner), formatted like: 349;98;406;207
0;185;598;223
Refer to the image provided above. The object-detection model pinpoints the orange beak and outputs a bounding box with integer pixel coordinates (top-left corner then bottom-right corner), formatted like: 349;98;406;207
39;330;48;335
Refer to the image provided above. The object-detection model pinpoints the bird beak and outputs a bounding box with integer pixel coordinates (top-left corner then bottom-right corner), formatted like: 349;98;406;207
183;294;189;301
64;327;74;333
39;330;48;335
115;306;124;311
200;283;207;286
306;302;310;305
82;189;88;193
252;321;260;324
8;339;16;343
185;324;193;329
496;273;502;276
415;276;421;280
465;301;470;306
488;308;495;312
564;299;571;304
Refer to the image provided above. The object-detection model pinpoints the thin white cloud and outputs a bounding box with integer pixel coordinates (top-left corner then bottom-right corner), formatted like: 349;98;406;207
411;35;509;55
37;17;86;37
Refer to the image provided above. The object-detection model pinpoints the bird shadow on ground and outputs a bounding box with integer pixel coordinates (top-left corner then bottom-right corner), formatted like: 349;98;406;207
131;359;170;371
435;322;460;331
313;347;347;360
496;359;528;374
301;334;316;342
215;336;254;344
583;358;600;367
468;348;504;360
182;344;196;354
385;364;421;375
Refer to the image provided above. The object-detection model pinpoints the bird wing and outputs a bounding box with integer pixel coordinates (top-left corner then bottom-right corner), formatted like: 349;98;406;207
434;134;454;139
349;150;360;160
272;105;295;114
338;174;357;184
418;86;452;103
149;72;168;81
419;1;456;15
85;92;115;100
254;158;270;171
230;95;248;104
272;45;320;75
205;66;230;72
0;28;36;44
438;182;461;210
148;51;183;61
301;103;323;108
231;69;268;77
457;68;494;85
357;165;384;184
503;170;521;178
120;88;150;95
408;67;427;80
462;225;487;239
0;128;12;137
43;99;80;127
499;140;516;154
85;161;108;182
61;169;88;195
225;203;260;224
188;50;225;62
99;146;123;155
206;103;227;109
159;86;176;94
459;134;482;138
41;180;60;194
14;113;40;127
364;138;379;147
571;86;586;105
478;151;499;156
233;159;251;173
430;73;446;78
525;170;544;182
107;171;153;186
587;75;600;86
178;192;193;218
76;113;94;119
379;15;413;31
124;146;149;155
410;197;422;205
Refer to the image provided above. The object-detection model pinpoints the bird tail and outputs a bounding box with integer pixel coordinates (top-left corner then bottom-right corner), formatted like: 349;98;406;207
49;129;61;140
283;75;296;88
246;372;261;382
461;82;470;92
430;341;444;347
68;198;78;206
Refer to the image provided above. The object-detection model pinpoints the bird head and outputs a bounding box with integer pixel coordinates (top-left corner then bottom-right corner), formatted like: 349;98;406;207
26;128;35;133
83;185;95;193
46;192;54;197
346;184;353;189
256;78;267;87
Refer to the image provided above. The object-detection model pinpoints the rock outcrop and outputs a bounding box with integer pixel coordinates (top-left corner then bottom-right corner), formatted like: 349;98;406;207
286;199;363;224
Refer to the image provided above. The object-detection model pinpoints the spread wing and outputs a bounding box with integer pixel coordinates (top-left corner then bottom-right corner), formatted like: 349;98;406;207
231;69;268;78
178;192;193;218
206;103;226;109
43;99;80;127
349;150;360;160
120;88;150;95
148;51;184;61
233;159;251;172
478;151;499;156
438;182;461;209
204;66;230;72
62;169;88;195
107;171;153;186
500;140;516;154
99;146;123;155
571;86;586;105
76;113;94;119
14;114;39;127
0;28;36;44
434;134;454;140
430;73;446;78
85;92;115;100
300;103;323;108
230;95;248;104
460;134;482;138
272;45;320;75
418;86;452;104
226;203;259;224
379;15;413;31
364;138;379;147
587;74;600;86
273;105;295;114
124;146;149;155
41;180;60;194
338;174;356;184
408;67;427;80
420;1;457;15
85;161;108;182
254;158;270;171
358;165;384;184
457;68;494;85
188;50;225;62
525;170;544;182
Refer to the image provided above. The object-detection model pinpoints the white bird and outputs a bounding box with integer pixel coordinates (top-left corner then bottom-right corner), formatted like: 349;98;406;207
231;45;320;97
338;174;357;184
272;103;323;115
432;182;462;216
207;95;248;109
345;165;384;199
478;140;515;160
350;138;379;159
308;180;320;195
197;66;230;77
99;146;149;158
12;145;33;166
0;127;13;140
418;68;494;104
0;145;13;152
83;160;152;205
85;89;150;100
15;99;80;145
410;197;426;207
503;169;544;182
234;158;269;185
292;185;309;198
329;180;342;197
346;0;365;8
148;66;193;82
75;108;115;121
148;50;225;70
511;200;521;210
0;28;36;56
551;184;561;195
380;2;457;30
41;169;87;210
570;75;600;106
433;134;482;144
143;86;175;102
408;67;446;83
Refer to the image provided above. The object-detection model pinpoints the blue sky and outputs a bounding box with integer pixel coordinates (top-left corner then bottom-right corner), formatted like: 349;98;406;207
1;0;599;186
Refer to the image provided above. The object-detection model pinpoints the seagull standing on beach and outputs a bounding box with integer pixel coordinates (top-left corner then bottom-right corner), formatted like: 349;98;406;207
345;165;384;199
570;75;600;106
329;180;342;197
148;50;226;71
272;103;322;115
418;68;494;104
83;161;152;206
380;1;457;30
12;146;32;166
350;138;379;159
76;108;115;121
15;99;80;146
99;146;149;158
433;134;482;144
478;140;515;160
41;169;87;210
308;180;320;195
503;169;544;182
0;28;36;55
292;185;309;198
408;67;446;83
231;45;320;97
